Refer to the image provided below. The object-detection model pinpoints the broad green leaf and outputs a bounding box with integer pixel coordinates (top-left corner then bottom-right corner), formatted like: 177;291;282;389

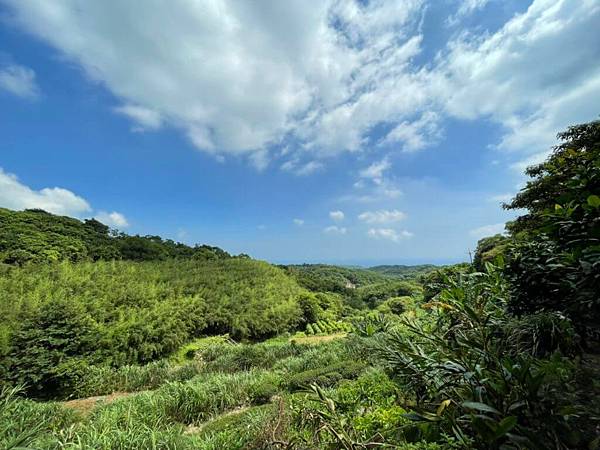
462;401;501;415
494;416;518;440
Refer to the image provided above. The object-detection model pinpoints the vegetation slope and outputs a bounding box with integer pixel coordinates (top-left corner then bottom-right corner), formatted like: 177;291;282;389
1;119;600;449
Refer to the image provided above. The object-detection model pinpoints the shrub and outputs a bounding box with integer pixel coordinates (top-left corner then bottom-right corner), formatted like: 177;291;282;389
286;361;366;391
377;264;589;449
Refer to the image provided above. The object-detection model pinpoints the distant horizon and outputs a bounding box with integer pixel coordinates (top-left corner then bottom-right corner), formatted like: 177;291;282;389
268;258;462;268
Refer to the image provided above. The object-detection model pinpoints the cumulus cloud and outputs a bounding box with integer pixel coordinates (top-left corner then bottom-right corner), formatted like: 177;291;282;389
4;0;598;172
358;209;406;224
2;0;430;164
438;0;600;160
469;223;506;239
324;225;347;235
342;157;403;203
0;64;39;99
0;167;91;216
329;210;345;221
95;211;129;228
0;167;128;226
293;218;304;226
381;111;442;152
367;228;413;242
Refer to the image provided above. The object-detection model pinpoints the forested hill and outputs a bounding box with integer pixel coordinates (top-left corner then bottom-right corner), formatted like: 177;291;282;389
281;264;392;292
368;264;437;279
0;207;235;265
281;263;437;293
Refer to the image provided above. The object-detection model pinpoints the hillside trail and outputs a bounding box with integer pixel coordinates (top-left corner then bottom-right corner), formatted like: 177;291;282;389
60;332;346;416
62;391;137;415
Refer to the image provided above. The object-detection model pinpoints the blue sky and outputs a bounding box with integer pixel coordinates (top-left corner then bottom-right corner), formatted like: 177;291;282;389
1;0;599;265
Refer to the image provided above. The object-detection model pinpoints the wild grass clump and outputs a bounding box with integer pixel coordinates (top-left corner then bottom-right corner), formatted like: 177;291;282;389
170;335;231;364
52;424;195;450
200;340;309;372
272;338;355;373
87;369;282;429
73;359;205;398
286;360;366;391
0;386;79;449
194;403;282;450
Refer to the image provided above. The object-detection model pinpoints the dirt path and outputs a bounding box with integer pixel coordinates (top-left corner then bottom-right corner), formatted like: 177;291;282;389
62;391;135;415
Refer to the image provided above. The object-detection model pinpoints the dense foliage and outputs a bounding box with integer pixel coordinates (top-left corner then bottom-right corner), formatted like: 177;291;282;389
282;264;391;293
0;258;306;397
0;207;233;265
369;264;437;279
503;121;600;342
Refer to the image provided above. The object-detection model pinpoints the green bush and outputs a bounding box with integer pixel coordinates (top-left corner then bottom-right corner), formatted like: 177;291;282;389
200;340;308;373
286;361;366;391
378;265;589;449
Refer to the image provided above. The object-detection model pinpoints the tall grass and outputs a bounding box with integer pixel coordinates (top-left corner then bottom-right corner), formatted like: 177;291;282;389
73;359;205;398
0;386;78;449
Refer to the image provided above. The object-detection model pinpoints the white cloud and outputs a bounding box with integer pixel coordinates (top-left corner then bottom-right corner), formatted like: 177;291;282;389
329;210;345;221
469;223;506;239
359;157;391;185
0;64;39;99
367;227;413;242
439;0;600;157
447;0;491;25
95;211;129;228
342;157;403;203
381;111;442;152
510;150;549;173
114;104;162;131
0;167;91;216
280;159;324;176
4;0;598;172
358;209;407;224
0;168;128;228
293;218;304;226
324;225;347;235
3;0;429;164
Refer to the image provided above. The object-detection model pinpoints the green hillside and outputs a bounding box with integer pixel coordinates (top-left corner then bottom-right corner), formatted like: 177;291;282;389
0;207;233;265
281;263;392;293
368;264;438;279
